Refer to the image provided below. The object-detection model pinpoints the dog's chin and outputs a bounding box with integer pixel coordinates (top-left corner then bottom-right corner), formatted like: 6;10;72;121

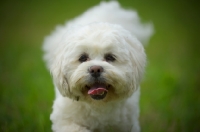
86;83;111;100
90;92;108;100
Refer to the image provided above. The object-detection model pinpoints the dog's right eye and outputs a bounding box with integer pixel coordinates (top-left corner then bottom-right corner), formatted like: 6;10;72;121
79;54;88;62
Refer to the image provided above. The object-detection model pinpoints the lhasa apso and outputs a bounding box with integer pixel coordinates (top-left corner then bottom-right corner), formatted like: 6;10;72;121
43;1;153;132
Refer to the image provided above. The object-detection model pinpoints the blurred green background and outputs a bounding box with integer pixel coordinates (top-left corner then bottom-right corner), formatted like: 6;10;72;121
0;0;199;131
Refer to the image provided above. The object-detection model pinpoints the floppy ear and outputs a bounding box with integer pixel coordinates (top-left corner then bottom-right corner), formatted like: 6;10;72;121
50;56;80;101
125;36;146;92
50;58;70;97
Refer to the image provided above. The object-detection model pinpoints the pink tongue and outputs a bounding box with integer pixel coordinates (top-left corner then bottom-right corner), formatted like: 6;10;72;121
88;88;108;95
88;84;108;95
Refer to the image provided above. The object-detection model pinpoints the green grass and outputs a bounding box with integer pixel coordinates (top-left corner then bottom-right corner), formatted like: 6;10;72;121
0;0;200;131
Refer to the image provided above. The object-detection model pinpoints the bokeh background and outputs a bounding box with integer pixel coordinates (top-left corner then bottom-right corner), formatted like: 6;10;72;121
0;0;200;131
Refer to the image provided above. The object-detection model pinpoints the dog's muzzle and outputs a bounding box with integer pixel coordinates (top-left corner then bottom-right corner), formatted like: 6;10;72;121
87;65;109;100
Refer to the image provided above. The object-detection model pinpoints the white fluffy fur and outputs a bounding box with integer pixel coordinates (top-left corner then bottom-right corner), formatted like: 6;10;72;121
43;1;153;132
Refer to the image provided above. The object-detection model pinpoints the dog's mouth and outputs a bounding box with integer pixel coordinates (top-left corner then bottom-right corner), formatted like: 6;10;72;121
86;83;110;100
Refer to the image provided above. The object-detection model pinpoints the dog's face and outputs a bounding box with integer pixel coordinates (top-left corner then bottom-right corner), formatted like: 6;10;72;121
50;23;146;102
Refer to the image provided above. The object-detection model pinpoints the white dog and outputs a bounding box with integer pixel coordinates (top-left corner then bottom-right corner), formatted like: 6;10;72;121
43;1;153;132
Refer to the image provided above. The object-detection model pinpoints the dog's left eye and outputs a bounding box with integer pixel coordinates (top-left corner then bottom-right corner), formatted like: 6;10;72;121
79;54;89;62
105;54;116;62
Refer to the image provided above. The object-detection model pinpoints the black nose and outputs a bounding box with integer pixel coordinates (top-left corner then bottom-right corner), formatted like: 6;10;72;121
89;65;103;78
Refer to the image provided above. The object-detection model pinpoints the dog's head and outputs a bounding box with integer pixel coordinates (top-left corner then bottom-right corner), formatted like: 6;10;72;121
47;23;146;102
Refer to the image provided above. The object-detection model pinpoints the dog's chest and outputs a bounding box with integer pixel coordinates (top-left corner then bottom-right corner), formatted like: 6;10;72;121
74;103;133;132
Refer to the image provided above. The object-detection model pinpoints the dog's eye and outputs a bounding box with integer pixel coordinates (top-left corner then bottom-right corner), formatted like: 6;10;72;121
79;54;89;62
105;54;116;62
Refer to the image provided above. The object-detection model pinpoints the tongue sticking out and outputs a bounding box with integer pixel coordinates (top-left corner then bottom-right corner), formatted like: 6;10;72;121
87;83;108;95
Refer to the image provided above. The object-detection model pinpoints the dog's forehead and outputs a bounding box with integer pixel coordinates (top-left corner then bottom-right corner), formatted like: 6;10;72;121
64;24;132;57
75;39;124;55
